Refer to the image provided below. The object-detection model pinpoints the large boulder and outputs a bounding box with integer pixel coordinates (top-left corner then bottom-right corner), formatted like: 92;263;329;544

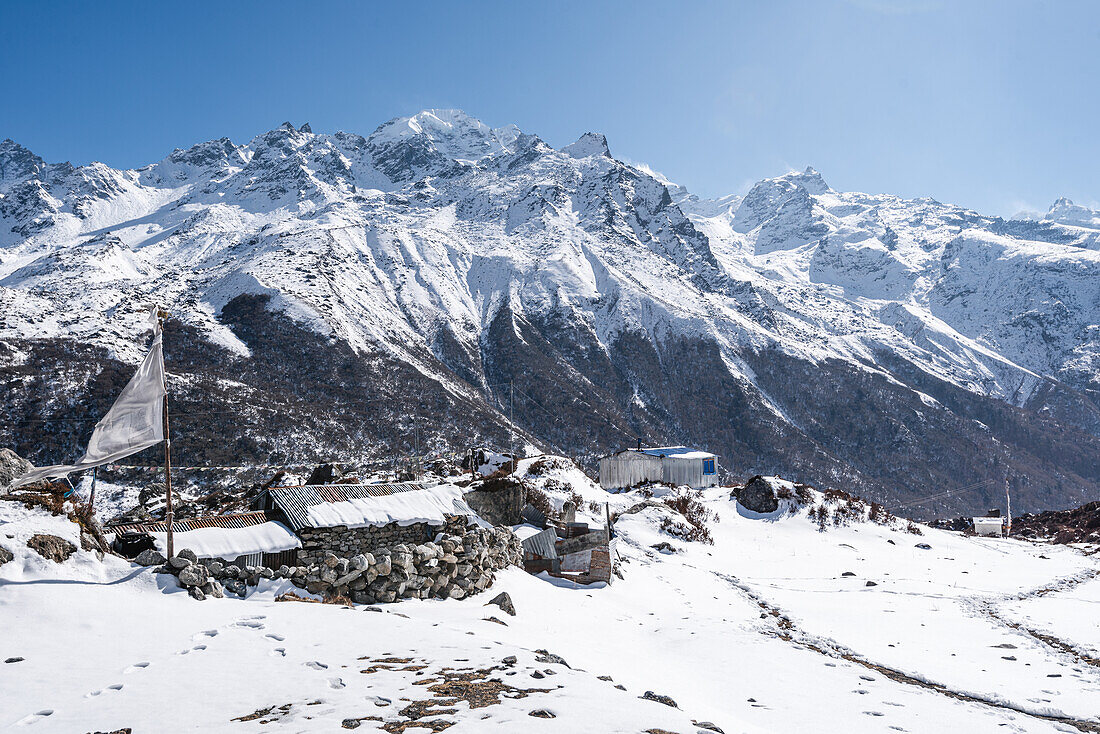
735;476;781;514
0;545;13;567
0;448;33;489
27;534;77;563
134;549;167;567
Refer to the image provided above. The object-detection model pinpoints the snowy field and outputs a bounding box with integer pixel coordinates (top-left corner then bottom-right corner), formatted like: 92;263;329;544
3;460;1100;733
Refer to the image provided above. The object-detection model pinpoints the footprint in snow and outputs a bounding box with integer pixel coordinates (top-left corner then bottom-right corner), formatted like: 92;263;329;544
123;662;150;674
328;677;346;689
305;661;329;670
192;644;206;651
14;710;53;726
265;633;285;641
231;619;265;630
270;648;286;657
193;630;218;640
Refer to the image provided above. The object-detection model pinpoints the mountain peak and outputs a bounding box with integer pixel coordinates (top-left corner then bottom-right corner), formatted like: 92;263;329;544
785;166;829;195
1046;197;1100;228
369;109;519;162
561;132;610;159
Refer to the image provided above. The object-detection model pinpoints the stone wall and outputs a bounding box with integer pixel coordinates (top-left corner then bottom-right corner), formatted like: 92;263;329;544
296;516;467;567
291;525;523;604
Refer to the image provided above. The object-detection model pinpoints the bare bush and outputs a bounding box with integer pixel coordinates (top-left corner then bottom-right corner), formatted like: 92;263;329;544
660;492;715;544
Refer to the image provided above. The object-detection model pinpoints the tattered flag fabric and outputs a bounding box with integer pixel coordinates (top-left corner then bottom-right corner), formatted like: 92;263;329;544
13;332;167;487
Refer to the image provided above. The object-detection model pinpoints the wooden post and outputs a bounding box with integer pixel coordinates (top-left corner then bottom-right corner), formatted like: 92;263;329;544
605;502;612;542
160;310;175;559
509;380;515;476
1004;478;1012;537
88;466;97;511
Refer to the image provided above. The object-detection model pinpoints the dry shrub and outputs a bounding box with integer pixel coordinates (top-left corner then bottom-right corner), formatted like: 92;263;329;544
324;593;354;606
661;492;715;544
906;521;923;535
525;487;558;522
275;591;320;604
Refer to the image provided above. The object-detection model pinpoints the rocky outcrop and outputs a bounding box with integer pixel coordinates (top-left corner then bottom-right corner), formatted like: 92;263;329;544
0;545;13;567
463;477;525;526
27;533;77;562
0;448;32;489
734;476;781;514
291;526;522;604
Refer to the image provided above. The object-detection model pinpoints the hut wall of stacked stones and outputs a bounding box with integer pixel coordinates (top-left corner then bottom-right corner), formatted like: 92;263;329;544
296;516;467;567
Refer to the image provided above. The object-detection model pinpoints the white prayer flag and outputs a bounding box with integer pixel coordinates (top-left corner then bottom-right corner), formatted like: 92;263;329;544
13;329;167;487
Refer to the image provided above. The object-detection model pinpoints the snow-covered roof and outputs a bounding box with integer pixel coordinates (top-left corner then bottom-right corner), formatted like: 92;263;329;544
261;482;478;531
611;446;715;460
150;522;301;560
108;512;301;560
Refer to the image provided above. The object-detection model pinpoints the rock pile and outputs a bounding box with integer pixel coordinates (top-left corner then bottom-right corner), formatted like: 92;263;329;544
142;547;293;601
290;526;522;604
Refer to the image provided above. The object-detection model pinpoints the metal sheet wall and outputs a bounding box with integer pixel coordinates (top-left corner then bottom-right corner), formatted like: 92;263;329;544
599;453;718;489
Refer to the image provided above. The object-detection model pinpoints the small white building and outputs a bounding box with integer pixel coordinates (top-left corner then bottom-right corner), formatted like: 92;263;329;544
598;446;718;490
972;516;1005;537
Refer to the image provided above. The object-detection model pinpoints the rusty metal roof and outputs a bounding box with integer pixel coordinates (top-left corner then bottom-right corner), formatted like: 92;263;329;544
109;510;272;536
255;482;433;531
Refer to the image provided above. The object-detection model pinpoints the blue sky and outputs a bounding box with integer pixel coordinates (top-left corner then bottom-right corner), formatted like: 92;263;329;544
1;0;1096;215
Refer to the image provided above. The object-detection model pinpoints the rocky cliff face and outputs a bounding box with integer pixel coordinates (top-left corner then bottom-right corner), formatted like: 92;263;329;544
2;110;1099;516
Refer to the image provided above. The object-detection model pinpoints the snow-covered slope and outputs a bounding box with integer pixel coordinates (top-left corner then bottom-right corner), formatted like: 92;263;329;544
3;461;1100;732
2;110;1099;515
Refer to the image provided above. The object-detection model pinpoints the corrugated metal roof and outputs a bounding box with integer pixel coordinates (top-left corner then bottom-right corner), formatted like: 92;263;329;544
521;527;560;559
110;510;271;536
257;482;433;531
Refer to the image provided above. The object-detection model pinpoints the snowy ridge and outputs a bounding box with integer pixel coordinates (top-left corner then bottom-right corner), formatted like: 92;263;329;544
2;111;1099;513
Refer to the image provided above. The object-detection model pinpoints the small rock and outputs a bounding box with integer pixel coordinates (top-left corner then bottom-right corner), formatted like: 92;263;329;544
134;549;166;567
168;556;192;570
177;565;206;588
531;671;545;679
0;545;14;567
502;655;517;666
865;581;878;587
341;718;362;729
177;548;198;563
534;650;569;667
485;591;516;616
528;710;555;718
914;543;932;550
4;657;24;664
841;571;856;577
188;585;206;601
694;722;725;733
27;534;77;563
640;690;678;708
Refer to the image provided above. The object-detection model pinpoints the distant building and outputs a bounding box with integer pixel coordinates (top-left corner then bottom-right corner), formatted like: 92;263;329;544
598;446;718;490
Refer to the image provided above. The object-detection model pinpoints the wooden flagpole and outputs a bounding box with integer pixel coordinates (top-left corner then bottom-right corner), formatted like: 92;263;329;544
160;309;175;559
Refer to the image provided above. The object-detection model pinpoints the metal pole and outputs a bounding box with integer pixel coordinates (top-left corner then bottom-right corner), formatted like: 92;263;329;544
1004;477;1012;537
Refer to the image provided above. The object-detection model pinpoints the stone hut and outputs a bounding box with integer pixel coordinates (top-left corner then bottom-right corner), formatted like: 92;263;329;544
251;482;486;566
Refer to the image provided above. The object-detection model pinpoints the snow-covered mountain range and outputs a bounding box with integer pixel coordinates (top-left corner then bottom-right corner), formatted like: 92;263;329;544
2;109;1099;515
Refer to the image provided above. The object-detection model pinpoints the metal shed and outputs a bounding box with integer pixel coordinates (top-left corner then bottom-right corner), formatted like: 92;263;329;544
598;446;718;490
